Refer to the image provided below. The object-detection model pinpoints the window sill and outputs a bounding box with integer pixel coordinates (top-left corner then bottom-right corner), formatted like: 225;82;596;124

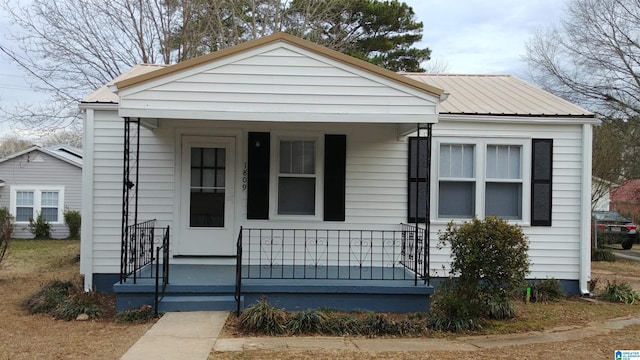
431;218;530;227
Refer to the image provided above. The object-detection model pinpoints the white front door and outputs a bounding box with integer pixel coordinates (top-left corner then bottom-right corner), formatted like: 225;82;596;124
179;136;236;255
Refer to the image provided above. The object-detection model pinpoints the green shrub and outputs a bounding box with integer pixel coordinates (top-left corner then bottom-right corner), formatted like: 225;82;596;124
358;313;399;337
591;248;616;262
325;314;360;336
287;309;329;335
63;210;81;239
434;217;530;325
600;281;640;304
22;280;74;314
52;290;105;320
115;305;157;323
529;278;565;303
0;207;13;266
27;212;51;239
239;298;288;335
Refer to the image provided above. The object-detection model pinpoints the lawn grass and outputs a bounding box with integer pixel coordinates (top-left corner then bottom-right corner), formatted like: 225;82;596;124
0;239;153;360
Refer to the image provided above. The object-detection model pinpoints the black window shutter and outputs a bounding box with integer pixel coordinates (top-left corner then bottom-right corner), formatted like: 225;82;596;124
408;137;429;223
324;134;346;221
531;139;553;226
247;132;270;219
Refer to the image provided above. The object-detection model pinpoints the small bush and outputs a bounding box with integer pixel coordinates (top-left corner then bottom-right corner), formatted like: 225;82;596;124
115;305;157;323
600;281;640;304
52;290;104;320
0;207;13;266
27;212;51;239
592;248;616;262
287;309;328;335
427;313;483;332
63;210;81;239
22;280;74;314
239;298;288;335
437;217;530;324
325;314;360;336
487;299;516;320
529;278;565;303
359;313;398;337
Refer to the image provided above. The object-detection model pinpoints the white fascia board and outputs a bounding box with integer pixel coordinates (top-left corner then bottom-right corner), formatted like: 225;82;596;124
117;108;439;123
438;114;598;125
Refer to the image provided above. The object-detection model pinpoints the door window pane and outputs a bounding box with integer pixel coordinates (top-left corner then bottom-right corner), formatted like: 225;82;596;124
190;147;226;227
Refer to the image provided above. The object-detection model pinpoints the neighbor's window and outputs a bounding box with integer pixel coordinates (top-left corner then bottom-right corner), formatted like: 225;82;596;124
438;144;475;218
278;139;316;215
16;191;34;222
40;191;60;222
11;187;63;223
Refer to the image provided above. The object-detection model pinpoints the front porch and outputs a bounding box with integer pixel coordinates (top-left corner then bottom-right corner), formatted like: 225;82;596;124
115;224;433;313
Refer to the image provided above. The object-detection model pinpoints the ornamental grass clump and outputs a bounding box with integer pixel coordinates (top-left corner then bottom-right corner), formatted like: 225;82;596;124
529;278;565;303
431;217;530;330
600;281;640;304
239;298;288;335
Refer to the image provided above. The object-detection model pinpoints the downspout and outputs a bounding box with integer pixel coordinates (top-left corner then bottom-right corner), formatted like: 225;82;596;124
81;108;95;291
580;123;592;295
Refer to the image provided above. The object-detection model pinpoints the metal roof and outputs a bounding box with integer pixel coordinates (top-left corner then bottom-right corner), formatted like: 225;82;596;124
83;66;594;119
82;64;166;103
402;73;594;117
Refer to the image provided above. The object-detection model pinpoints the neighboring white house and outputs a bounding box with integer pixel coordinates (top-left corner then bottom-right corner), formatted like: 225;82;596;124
79;33;596;305
592;176;614;211
0;145;83;238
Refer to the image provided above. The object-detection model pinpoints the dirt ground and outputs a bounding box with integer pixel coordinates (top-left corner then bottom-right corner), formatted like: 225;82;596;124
0;240;154;360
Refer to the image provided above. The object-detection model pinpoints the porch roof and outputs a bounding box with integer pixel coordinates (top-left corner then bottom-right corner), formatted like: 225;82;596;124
82;32;442;124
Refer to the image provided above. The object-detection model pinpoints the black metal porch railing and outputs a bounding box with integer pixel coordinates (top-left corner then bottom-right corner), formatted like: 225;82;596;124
238;226;429;284
235;226;243;315
119;219;170;283
400;223;429;286
154;225;170;315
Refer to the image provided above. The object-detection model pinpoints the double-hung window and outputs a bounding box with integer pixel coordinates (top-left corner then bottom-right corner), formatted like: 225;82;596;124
438;144;476;218
436;140;527;222
11;186;64;223
277;139;317;216
485;145;522;219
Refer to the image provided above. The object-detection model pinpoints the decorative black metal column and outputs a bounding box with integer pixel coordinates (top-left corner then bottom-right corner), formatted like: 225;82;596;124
120;117;141;283
424;123;432;286
413;123;432;286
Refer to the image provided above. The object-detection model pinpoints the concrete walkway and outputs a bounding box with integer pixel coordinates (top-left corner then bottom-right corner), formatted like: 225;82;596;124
120;311;227;360
121;311;640;359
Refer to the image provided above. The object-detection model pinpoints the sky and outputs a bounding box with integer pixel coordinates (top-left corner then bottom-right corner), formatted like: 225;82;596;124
0;0;569;116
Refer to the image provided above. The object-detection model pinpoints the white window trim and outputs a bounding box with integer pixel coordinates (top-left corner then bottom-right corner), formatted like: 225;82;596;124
9;185;65;224
269;132;324;221
433;138;531;225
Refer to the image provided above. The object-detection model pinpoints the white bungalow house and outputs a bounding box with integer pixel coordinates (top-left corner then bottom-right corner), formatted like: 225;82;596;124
0;145;83;238
79;33;595;313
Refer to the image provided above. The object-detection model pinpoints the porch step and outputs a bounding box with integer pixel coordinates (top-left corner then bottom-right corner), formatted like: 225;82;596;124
158;295;242;312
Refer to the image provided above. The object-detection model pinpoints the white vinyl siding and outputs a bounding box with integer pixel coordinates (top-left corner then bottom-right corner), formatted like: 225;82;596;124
430;120;585;281
117;44;438;123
